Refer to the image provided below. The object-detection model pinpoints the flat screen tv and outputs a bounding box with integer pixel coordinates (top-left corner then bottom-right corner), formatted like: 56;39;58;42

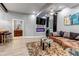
36;17;45;25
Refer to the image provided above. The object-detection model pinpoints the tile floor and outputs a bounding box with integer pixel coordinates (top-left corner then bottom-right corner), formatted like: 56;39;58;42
0;37;40;56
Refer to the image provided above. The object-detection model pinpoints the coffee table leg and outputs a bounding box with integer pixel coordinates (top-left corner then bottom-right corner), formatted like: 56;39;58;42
40;39;42;46
42;43;44;50
49;43;50;47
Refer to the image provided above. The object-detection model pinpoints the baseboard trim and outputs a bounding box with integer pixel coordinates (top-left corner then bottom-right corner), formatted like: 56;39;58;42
23;36;45;38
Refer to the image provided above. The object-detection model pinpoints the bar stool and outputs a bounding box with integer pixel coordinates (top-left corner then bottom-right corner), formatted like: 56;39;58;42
3;32;12;44
0;32;5;44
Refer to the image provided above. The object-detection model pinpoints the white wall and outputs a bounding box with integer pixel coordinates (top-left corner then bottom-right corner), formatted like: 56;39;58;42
23;15;46;36
57;7;79;33
49;15;53;33
0;10;46;36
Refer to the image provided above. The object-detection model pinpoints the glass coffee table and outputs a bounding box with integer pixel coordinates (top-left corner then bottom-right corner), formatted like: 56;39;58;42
40;37;53;50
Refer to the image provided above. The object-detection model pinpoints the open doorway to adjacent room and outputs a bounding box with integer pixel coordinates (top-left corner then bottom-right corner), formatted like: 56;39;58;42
12;19;24;39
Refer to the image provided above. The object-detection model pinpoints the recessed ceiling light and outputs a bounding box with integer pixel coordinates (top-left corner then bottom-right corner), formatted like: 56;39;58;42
50;12;54;15
45;14;48;17
31;15;36;18
42;16;46;19
33;11;35;14
58;6;65;10
50;9;54;12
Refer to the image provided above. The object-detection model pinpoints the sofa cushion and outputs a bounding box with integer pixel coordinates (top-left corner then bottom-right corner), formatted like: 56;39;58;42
53;32;60;37
53;32;58;37
70;32;79;39
49;35;79;49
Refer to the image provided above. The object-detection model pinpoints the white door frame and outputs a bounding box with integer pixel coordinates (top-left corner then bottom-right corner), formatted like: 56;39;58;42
12;19;24;38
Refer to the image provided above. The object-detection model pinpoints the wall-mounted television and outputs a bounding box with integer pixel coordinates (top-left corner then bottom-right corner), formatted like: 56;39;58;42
36;17;45;25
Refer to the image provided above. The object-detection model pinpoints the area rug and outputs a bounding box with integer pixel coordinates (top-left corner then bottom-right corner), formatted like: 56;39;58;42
26;41;70;56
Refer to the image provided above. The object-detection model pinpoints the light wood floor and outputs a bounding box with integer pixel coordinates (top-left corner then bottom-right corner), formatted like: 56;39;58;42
0;37;40;56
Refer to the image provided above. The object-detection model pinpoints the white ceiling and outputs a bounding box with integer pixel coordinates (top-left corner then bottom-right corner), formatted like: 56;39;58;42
38;3;79;17
46;3;79;12
2;3;79;16
3;3;47;15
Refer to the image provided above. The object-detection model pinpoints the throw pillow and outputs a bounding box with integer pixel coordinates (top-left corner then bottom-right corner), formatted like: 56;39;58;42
57;31;61;36
63;32;70;38
75;36;79;40
53;32;60;37
60;31;64;37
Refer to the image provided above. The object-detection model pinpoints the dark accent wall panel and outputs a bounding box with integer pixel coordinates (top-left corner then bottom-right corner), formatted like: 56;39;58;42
53;13;57;32
46;17;49;37
46;17;49;27
46;29;49;37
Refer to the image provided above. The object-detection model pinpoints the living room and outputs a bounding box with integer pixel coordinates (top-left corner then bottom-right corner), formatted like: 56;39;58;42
0;3;79;56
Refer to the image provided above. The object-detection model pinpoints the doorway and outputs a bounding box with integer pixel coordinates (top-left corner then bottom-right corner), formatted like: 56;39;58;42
12;19;24;38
